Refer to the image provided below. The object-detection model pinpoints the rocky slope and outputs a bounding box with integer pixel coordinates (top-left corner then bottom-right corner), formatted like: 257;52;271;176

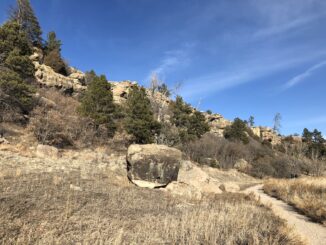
29;48;281;145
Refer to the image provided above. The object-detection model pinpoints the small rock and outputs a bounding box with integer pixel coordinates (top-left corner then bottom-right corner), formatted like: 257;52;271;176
0;137;9;145
165;182;202;200
36;144;60;159
219;182;240;193
70;184;82;191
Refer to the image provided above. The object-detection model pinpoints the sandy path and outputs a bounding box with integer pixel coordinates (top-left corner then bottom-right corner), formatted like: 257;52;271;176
243;184;326;245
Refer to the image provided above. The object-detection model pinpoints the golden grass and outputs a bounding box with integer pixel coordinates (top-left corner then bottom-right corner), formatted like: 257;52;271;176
0;171;303;245
264;177;326;225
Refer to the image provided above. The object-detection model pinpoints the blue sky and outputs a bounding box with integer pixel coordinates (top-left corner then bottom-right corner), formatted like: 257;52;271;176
1;0;326;136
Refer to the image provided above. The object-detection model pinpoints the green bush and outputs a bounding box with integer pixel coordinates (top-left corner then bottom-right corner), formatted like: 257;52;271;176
78;74;116;137
224;118;250;144
170;96;209;142
125;86;161;144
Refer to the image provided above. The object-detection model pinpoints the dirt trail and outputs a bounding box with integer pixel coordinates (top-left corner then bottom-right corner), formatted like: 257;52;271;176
243;185;326;245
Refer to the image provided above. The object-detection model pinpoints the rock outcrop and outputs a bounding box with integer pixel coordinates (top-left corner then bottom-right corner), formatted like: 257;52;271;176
205;113;232;137
127;144;182;188
164;161;222;199
110;81;138;104
252;126;281;145
34;62;87;94
30;49;87;95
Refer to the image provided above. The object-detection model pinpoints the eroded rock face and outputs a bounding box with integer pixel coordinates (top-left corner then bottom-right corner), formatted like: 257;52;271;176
110;81;138;104
34;62;87;95
127;144;182;188
205;113;232;137
252;126;281;145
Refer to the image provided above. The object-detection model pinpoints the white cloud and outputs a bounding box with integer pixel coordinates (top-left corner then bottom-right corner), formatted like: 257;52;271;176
283;60;326;89
146;45;193;82
181;49;326;99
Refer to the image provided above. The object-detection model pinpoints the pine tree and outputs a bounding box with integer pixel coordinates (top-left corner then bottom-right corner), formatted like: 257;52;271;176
0;68;35;121
224;118;249;144
170;96;209;142
187;111;209;139
78;74;116;136
248;115;255;127
10;0;43;47
45;31;62;53
125;86;161;144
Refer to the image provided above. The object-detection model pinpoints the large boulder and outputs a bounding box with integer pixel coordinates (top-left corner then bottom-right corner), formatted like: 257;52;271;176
177;161;222;195
127;144;182;188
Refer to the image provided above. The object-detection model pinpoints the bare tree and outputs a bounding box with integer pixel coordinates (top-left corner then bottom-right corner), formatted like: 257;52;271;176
273;113;282;134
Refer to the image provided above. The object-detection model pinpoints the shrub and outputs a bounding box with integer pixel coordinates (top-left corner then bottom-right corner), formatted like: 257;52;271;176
78;74;117;137
182;134;249;168
125;86;161;144
30;89;100;148
156;122;180;146
224;118;250;144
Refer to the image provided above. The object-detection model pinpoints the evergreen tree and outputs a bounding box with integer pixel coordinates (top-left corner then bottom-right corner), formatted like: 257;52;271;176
0;20;35;120
4;48;35;78
78;74;116;136
302;128;313;142
10;0;43;47
171;96;192;128
302;128;326;159
0;68;35;117
224;118;249;144
248;115;255;127
170;96;209;142
0;21;32;58
43;31;67;75
125;86;161;144
187;111;209;139
45;31;62;53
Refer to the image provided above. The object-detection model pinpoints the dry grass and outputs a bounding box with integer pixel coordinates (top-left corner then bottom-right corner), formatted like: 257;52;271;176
264;177;326;225
0;171;304;245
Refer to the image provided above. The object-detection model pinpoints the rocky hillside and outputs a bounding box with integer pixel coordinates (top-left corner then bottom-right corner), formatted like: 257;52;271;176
30;48;282;145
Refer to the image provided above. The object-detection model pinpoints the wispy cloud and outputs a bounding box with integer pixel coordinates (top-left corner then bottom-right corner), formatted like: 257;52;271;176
181;49;326;100
146;44;193;82
253;15;321;39
283;60;326;90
